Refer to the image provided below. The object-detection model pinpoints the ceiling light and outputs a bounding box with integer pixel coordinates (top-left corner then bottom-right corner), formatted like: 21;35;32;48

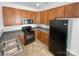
36;3;40;6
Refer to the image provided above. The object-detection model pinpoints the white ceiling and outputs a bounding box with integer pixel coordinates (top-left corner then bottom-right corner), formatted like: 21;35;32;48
10;2;73;11
12;2;49;9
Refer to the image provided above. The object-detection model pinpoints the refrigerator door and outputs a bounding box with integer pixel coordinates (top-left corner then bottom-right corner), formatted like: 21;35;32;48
49;20;68;56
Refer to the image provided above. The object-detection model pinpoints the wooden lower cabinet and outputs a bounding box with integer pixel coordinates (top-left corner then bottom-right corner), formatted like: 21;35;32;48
35;31;39;40
18;30;49;46
18;33;25;45
37;31;49;46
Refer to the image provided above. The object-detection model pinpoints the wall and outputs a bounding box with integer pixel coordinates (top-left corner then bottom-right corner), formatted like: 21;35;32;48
0;3;3;38
67;19;73;52
68;18;79;56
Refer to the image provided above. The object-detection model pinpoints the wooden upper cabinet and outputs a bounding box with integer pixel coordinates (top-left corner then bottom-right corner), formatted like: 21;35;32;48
43;11;48;24
3;7;37;26
22;10;28;18
3;7;16;26
55;6;65;18
21;10;37;24
48;8;56;21
40;11;48;24
64;3;77;17
3;7;23;26
35;12;40;24
40;12;44;24
30;11;36;24
14;9;23;25
76;3;79;17
28;11;32;18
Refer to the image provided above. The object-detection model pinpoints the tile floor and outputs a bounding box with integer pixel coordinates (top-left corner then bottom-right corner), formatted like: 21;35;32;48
22;39;53;56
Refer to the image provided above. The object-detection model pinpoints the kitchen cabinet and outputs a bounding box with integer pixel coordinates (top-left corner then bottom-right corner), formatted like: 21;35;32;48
19;10;37;24
37;31;49;46
40;6;65;25
42;32;49;46
35;12;40;24
3;7;37;26
31;12;37;24
40;12;44;24
43;11;48;24
22;9;28;18
64;3;77;17
48;8;56;23
3;7;23;26
3;7;16;26
76;3;79;17
35;31;39;40
48;6;65;23
55;6;65;18
14;9;23;25
18;33;25;45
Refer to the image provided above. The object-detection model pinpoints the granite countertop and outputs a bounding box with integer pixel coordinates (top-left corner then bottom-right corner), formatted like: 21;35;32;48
0;24;50;39
32;27;49;33
32;24;49;33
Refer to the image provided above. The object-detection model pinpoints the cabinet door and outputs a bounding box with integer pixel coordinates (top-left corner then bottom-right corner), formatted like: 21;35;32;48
42;32;49;46
55;6;65;18
40;31;44;43
31;12;37;24
76;3;79;17
43;11;48;24
38;31;49;46
65;3;77;17
20;10;37;24
35;31;39;40
48;8;56;23
18;33;25;44
22;10;28;18
3;7;16;26
40;12;44;24
14;9;22;25
40;11;48;24
3;7;23;26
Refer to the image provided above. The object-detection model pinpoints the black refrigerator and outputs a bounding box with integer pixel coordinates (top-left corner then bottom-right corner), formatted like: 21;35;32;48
49;19;68;56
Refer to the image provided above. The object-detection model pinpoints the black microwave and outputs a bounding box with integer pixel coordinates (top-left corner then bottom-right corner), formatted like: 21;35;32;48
23;18;33;24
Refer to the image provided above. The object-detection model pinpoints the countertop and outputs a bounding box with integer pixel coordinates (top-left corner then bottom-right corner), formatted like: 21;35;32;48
32;27;49;33
3;24;49;32
0;24;49;39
